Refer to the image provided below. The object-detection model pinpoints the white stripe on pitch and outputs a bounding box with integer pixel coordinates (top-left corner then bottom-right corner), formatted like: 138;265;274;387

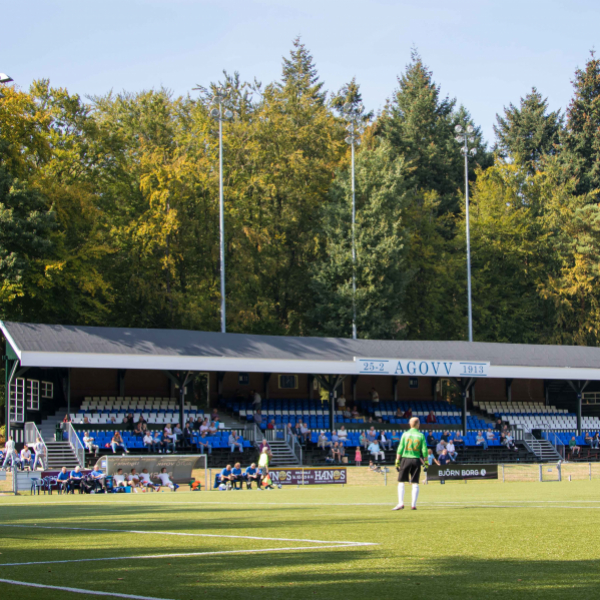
0;578;174;600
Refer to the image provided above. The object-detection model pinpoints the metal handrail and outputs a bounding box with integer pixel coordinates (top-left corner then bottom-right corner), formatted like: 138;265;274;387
544;430;565;461
284;428;303;465
66;422;85;467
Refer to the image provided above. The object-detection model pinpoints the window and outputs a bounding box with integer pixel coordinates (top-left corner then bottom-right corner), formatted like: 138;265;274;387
409;377;419;389
238;373;250;385
278;375;298;390
27;379;40;410
41;381;54;398
9;377;25;423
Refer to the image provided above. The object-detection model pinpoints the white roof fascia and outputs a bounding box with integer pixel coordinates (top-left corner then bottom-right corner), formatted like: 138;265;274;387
0;321;22;360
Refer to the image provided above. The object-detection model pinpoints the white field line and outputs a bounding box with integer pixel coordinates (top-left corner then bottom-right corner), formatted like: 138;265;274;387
0;524;371;546
0;578;174;600
0;544;370;567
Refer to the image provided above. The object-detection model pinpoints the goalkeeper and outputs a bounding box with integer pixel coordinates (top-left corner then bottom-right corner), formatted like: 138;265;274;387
392;417;428;511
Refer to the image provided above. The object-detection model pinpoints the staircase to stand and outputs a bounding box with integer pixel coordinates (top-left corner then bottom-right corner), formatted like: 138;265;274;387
267;440;301;466
523;433;561;462
45;442;81;470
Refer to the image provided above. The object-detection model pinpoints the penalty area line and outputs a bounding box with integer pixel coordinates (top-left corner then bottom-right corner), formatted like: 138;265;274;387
0;578;174;600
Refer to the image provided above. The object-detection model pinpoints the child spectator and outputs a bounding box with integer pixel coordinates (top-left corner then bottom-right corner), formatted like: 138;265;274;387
354;446;362;466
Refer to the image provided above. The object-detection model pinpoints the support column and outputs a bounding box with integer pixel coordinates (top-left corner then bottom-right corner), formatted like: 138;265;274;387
216;372;225;400
568;380;589;436
263;373;272;399
393;376;399;402
453;377;475;435
67;368;71;419
308;375;314;401
351;375;359;404
431;377;439;402
118;369;127;397
505;378;513;403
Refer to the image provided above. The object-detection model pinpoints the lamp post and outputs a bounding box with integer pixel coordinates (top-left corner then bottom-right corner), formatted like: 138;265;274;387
455;124;477;342
210;89;233;333
342;102;364;340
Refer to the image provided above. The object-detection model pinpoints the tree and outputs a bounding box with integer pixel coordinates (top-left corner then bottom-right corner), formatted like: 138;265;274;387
494;87;563;171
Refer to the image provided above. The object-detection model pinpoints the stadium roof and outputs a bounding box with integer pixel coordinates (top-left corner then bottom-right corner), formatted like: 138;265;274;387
2;320;600;381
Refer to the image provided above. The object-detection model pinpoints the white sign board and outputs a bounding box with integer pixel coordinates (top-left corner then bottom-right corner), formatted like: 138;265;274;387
356;358;489;378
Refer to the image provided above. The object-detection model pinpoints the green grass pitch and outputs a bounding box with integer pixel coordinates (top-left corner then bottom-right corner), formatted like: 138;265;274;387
1;480;600;599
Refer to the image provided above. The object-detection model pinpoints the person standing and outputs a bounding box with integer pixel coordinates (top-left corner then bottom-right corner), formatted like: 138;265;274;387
392;417;427;511
32;437;46;471
2;437;17;471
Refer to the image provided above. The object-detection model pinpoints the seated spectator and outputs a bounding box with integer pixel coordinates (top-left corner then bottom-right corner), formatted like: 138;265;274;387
368;440;385;461
211;408;219;422
391;431;401;447
593;433;600;450
245;463;260;489
208;421;218;435
476;430;488;450
446;440;458;462
229;432;244;453
83;432;99;456
359;432;368;449
111;432;128;454
436;439;447;456
427;448;440;467
267;419;276;430
584;431;593;446
438;449;451;465
113;468;127;489
198;432;212;455
395;407;404;418
83;416;90;425
219;464;234;489
133;421;143;436
369;460;382;473
380;431;392;451
337;394;347;409
194;416;204;430
426;411;436;424
20;446;32;471
158;467;179;491
251;390;262;410
69;466;84;494
426;432;436;447
182;423;194;448
57;466;70;493
173;423;184;443
128;469;141;493
441;430;450;442
485;429;496;442
338;443;346;462
569;436;581;457
318;432;331;451
327;443;341;464
503;432;517;452
453;431;464;447
63;414;71;423
342;407;352;419
139;468;160;492
254;410;263;426
87;467;106;493
299;422;310;444
351;406;361;419
494;418;503;431
163;425;177;452
366;427;378;443
337;426;348;441
286;422;297;440
402;407;413;419
200;418;210;434
331;431;340;444
153;431;166;453
370;387;380;404
231;463;244;490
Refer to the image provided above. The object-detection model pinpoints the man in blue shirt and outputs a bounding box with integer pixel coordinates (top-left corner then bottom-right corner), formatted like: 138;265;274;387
69;466;83;494
90;467;106;493
231;462;243;490
57;467;70;494
245;463;259;489
219;464;234;490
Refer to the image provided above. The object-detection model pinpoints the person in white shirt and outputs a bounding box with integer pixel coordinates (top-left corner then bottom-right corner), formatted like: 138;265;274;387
20;446;32;470
370;388;380;403
2;437;17;471
446;440;458;462
128;469;141;493
318;432;332;450
299;422;310;444
379;431;392;451
32;437;46;470
143;433;155;452
368;440;385;461
251;390;262;410
83;432;99;457
158;467;179;491
337;426;348;441
200;418;210;434
163;425;176;453
139;468;160;492
337;394;347;409
112;468;127;488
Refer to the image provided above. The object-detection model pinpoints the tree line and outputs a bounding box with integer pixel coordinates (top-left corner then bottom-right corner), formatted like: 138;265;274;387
2;39;600;346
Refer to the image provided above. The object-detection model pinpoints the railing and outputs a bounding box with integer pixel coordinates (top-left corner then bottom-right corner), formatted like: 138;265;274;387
24;422;47;469
522;431;542;458
67;422;85;467
284;428;303;465
544;430;566;460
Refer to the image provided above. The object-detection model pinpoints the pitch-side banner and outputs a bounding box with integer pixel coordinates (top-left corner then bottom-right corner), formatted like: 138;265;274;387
94;455;205;483
427;464;498;481
356;358;489;378
270;468;347;485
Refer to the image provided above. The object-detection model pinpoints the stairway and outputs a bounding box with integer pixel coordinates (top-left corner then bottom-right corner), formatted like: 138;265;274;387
39;408;67;442
523;433;561;462
45;441;81;470
267;440;301;466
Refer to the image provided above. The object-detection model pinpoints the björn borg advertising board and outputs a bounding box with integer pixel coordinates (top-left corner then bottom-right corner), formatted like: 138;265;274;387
427;464;498;481
269;468;347;485
357;358;489;377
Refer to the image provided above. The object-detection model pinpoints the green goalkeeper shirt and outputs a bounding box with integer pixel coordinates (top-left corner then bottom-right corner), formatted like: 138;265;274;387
397;428;427;460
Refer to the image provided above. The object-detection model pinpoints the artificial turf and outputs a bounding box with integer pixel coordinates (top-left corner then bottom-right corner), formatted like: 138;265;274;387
1;479;600;600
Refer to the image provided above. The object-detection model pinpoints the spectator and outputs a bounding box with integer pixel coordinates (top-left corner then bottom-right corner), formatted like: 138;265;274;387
331;431;340;444
258;447;270;475
426;411;437;424
402;407;413;419
368;439;385;461
485;429;496;443
337;426;348;441
163;425;177;452
337;394;347;409
229;432;244;453
359;432;368;449
436;439;447;456
32;437;46;471
57;466;70;493
83;432;100;456
208;421;218;435
173;423;184;443
113;468;127;489
391;431;401;447
153;431;166;453
446;440;458;462
231;463;244;490
69;466;84;494
326;443;339;464
286;422;297;441
19;445;32;471
317;432;331;451
339;442;347;463
198;432;212;455
331;442;342;463
593;433;600;450
158;467;179;491
133;421;143;436
211;408;219;422
63;414;71;423
200;418;210;434
370;387;380;404
251;390;262;411
495;418;503;431
426;432;436;447
476;430;488;450
355;446;363;466
88;467;106;493
267;419;276;431
299;422;310;444
351;406;361;419
453;431;464;447
380;431;392;451
254;410;263;426
182;423;194;448
342;407;352;419
2;436;17;471
139;468;160;492
111;431;128;454
441;430;450;442
395;407;404;418
259;439;272;457
569;436;581;457
369;460;382;473
143;432;155;452
585;431;593;446
438;449;451;465
245;463;260;489
427;448;440;467
503;432;517;452
128;469;141;493
194;416;204;430
366;427;378;443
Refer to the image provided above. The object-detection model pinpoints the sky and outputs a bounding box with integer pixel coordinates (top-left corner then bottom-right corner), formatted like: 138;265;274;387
5;0;600;145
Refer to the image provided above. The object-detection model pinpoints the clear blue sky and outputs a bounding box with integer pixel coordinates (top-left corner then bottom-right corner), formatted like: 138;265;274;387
6;0;599;145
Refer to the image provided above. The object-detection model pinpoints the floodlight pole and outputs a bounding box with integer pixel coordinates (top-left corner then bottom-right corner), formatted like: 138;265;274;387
351;140;357;341
218;103;226;334
463;136;473;343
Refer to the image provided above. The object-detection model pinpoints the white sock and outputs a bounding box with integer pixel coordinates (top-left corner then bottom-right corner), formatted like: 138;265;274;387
412;484;419;508
398;482;405;505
